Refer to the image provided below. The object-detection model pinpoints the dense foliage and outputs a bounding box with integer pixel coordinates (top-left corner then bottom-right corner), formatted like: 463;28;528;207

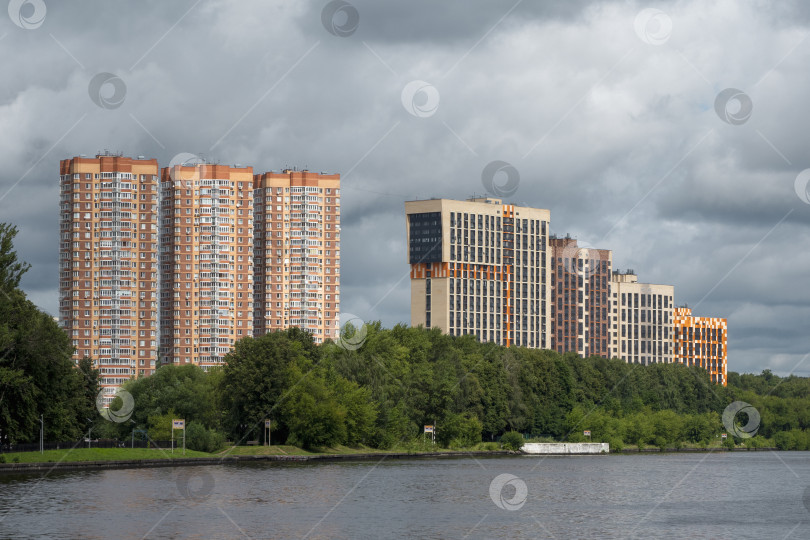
0;224;99;444
98;323;810;452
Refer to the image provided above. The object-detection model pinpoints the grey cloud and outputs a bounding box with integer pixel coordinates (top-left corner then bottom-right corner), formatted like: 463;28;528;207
1;0;809;375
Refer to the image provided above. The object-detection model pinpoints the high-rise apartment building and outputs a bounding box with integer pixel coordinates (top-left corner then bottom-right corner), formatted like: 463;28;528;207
673;307;728;386
59;154;159;405
253;170;341;344
550;235;612;358
609;271;674;365
405;197;551;348
159;163;254;369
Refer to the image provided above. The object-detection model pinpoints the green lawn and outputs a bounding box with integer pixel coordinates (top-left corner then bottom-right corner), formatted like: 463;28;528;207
218;444;416;456
1;442;508;466
217;445;315;456
1;447;213;464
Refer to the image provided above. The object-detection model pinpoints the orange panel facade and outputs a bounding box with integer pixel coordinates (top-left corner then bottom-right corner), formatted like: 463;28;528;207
673;307;728;385
59;154;159;405
253;170;340;344
160;163;254;370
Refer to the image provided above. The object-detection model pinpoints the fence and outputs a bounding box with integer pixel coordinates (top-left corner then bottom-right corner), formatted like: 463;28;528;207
2;439;177;453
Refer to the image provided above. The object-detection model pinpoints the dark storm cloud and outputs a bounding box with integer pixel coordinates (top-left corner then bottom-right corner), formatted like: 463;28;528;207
1;0;809;375
296;0;610;44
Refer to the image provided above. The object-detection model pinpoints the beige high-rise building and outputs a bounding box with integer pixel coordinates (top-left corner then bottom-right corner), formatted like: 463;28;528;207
405;197;551;349
253;170;341;344
59;154;159;405
159;163;254;370
609;271;674;365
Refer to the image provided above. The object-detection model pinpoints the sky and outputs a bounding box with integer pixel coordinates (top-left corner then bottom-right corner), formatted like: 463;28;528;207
2;0;809;376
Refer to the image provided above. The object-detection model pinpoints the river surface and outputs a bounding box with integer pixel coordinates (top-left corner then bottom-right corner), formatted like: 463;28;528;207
1;452;809;539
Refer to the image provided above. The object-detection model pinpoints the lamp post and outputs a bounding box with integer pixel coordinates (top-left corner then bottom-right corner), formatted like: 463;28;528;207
39;415;44;454
130;419;136;449
86;418;93;449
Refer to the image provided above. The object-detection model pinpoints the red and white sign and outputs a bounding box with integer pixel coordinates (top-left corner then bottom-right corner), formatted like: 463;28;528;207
583;430;591;437
424;425;434;433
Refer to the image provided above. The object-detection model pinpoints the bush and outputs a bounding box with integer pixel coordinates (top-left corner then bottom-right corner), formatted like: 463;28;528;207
0;454;6;463
500;431;524;451
402;435;437;454
12;456;19;463
606;437;624;452
437;413;482;448
185;422;226;453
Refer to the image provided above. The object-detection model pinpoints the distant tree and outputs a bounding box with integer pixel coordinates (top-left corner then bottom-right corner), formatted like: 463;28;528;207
282;364;346;449
121;363;220;434
0;223;30;293
147;410;174;442
0;223;88;443
220;328;319;443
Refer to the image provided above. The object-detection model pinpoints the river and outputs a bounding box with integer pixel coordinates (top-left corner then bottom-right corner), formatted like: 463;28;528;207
1;452;809;538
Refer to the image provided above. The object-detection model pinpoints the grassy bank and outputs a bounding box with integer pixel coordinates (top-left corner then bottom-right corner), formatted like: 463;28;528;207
0;441;783;467
2;442;505;465
220;442;501;457
0;447;213;464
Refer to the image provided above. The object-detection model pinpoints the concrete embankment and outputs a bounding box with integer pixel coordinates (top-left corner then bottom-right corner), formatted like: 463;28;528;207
522;442;610;454
0;450;516;474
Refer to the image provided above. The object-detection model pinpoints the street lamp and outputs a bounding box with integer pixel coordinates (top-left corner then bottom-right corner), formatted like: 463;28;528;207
130;419;136;449
39;415;44;454
86;418;93;449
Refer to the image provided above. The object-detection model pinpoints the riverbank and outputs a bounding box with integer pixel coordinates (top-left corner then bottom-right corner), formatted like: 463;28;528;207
0;447;517;474
0;443;783;474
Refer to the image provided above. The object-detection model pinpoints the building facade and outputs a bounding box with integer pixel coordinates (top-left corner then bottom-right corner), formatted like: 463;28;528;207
609;271;674;365
673;307;728;386
550;236;612;358
405;197;551;349
252;170;341;344
159;163;254;369
59;154;159;405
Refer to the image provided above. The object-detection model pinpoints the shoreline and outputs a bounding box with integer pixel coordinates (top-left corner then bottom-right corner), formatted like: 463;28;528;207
0;450;515;474
0;446;781;474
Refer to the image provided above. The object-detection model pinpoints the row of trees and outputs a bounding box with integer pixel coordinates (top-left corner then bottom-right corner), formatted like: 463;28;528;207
2;220;809;452
0;224;99;445
93;322;810;452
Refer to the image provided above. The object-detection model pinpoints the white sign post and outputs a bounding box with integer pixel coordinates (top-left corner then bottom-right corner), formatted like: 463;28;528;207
424;425;435;444
173;419;185;456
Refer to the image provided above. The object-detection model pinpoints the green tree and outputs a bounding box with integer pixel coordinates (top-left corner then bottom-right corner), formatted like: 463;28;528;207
122;364;220;434
0;223;30;292
0;223;91;443
282;364;346;449
147;410;175;442
220;328;318;442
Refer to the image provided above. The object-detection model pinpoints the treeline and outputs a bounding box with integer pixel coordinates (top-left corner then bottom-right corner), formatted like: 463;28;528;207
94;323;810;452
0;224;99;445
